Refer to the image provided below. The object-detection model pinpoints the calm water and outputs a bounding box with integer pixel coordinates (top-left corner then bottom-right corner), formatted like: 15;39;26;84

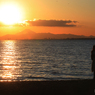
0;40;94;81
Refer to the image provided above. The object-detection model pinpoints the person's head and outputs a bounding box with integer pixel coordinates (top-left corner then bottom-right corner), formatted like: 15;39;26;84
93;45;95;50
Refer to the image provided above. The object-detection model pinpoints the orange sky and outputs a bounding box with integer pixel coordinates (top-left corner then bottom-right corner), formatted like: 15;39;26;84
0;0;95;37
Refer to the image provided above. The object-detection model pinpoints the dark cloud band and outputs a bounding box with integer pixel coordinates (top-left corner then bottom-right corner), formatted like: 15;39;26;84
0;19;78;27
26;20;77;27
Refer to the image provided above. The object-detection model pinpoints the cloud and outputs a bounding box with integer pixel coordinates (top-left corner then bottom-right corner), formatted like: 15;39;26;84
0;19;78;27
25;20;78;27
0;22;24;27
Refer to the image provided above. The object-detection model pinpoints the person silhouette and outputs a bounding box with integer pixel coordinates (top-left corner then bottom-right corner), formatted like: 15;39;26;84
91;45;95;80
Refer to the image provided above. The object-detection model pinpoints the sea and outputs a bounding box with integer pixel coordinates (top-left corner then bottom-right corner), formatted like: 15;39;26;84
0;40;94;81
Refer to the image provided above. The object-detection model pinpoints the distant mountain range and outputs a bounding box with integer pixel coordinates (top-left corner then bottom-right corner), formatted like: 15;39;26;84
0;29;95;40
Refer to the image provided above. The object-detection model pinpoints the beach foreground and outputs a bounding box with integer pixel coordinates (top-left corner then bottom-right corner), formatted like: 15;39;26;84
0;79;95;95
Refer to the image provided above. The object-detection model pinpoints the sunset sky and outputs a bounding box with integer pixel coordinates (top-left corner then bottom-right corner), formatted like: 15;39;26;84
0;0;95;37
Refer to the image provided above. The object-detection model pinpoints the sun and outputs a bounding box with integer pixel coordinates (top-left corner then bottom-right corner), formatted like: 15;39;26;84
0;4;22;25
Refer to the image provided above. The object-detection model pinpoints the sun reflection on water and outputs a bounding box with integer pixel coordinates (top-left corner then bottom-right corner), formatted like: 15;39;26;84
0;40;21;81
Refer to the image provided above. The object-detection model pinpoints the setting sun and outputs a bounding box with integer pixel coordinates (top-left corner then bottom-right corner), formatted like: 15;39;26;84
0;4;21;25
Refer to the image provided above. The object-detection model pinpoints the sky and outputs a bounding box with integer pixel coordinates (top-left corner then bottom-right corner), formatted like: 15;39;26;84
0;0;95;37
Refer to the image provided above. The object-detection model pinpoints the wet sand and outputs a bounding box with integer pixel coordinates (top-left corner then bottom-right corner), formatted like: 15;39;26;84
0;79;95;95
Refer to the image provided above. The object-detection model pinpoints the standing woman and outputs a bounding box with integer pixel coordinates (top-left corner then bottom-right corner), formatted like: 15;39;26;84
91;45;95;80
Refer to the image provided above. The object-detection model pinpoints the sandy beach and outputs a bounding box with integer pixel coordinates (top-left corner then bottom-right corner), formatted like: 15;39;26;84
0;79;94;95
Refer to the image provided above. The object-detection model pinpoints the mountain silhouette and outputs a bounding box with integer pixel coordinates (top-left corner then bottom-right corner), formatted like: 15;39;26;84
0;29;94;40
17;29;36;35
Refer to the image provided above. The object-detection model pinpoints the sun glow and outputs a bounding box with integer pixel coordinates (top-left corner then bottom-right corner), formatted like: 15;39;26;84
0;4;22;25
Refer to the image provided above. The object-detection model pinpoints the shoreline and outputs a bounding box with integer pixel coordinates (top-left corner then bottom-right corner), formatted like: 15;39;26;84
0;79;94;95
